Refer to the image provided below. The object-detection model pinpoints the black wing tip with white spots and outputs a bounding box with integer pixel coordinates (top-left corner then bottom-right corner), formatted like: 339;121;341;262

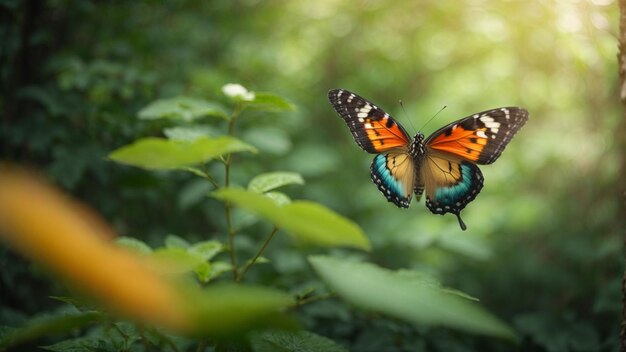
480;107;528;164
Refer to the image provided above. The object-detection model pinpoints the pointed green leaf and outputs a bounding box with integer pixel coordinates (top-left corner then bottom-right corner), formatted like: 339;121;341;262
43;336;105;352
245;92;296;112
194;262;213;284
115;236;152;254
250;330;348;352
138;96;228;121
188;240;224;261
309;256;516;340
279;201;369;250
211;188;370;251
187;284;295;335
49;296;100;313
165;234;190;249
149;248;205;274
264;191;291;206
248;172;305;193
0;312;105;350
163;125;218;142
108;136;256;170
206;261;233;281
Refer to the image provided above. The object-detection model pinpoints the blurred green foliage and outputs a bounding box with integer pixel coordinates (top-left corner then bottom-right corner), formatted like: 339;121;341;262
0;0;622;351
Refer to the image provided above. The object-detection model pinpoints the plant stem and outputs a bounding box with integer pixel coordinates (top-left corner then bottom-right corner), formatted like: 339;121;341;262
238;226;278;282
619;1;626;348
201;167;220;189
290;292;337;309
225;104;242;280
196;340;207;352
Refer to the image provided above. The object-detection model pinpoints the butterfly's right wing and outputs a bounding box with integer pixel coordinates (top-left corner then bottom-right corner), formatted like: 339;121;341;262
328;89;411;154
371;151;416;208
420;150;484;230
424;107;528;164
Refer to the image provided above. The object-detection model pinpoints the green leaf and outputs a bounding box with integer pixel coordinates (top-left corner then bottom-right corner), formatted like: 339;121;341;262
248;172;305;193
308;256;516;340
187;284;295;335
0;312;104;350
108;136;256;170
49;296;100;313
149;248;205;274
207;261;233;281
211;188;370;251
43;336;105;352
164;234;190;249
188;240;224;261
250;330;348;352
245;256;271;268
194;261;233;283
178;179;214;210
115;236;152;254
245;92;296;112
194;262;213;284
243;127;291;155
138;96;228;121
264;191;291;206
163;125;217;142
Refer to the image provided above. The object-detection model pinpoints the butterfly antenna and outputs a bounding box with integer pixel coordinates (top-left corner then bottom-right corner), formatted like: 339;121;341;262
419;105;447;133
399;100;418;134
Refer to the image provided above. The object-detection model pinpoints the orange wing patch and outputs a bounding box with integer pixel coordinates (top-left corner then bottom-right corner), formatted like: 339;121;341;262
363;116;411;152
427;125;488;162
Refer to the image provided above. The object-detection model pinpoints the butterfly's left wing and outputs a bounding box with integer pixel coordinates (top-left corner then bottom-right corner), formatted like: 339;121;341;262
328;89;411;154
420;151;484;230
425;107;528;164
371;151;416;208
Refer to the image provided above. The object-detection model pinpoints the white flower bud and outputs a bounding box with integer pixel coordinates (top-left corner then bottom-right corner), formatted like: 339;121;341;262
222;83;255;101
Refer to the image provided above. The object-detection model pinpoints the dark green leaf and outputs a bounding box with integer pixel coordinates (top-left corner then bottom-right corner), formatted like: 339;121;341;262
250;330;348;352
108;136;256;170
248;172;305;193
211;188;370;250
42;336;105;352
0;312;105;350
178;179;214;210
49;296;101;313
188;284;295;335
308;256;516;340
138;96;228;121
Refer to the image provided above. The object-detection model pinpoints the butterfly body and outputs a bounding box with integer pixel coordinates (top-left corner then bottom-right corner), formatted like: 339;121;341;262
328;89;528;231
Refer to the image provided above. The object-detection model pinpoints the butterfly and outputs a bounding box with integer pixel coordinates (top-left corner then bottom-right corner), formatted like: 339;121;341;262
328;89;528;230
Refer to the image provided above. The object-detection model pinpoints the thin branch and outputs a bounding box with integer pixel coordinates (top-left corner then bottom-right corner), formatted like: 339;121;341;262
224;104;243;280
617;1;626;349
238;226;279;281
196;340;207;352
290;292;337;309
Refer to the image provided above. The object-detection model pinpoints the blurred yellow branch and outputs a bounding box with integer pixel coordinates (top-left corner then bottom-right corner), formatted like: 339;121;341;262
0;166;190;332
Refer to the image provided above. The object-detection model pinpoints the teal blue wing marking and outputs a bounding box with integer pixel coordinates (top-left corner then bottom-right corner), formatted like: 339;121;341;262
370;153;414;208
425;161;484;231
